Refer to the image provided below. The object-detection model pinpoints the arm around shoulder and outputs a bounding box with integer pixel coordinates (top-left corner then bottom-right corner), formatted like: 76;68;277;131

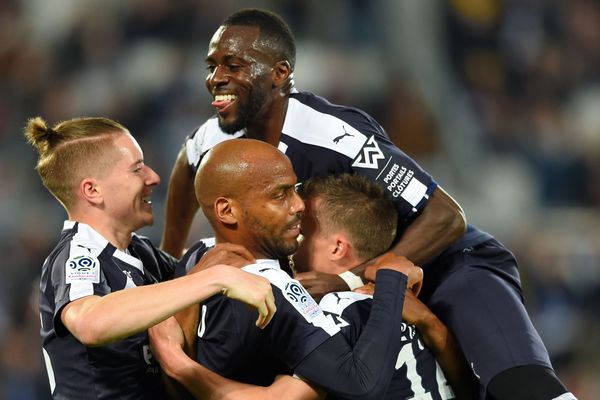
60;265;275;347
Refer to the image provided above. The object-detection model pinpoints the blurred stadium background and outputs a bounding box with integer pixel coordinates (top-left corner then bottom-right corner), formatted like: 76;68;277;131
1;0;599;398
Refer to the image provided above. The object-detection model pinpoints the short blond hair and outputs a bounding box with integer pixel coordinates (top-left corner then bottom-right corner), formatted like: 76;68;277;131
24;116;128;209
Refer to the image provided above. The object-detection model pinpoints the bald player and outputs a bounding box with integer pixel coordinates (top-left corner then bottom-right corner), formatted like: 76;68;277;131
153;138;423;400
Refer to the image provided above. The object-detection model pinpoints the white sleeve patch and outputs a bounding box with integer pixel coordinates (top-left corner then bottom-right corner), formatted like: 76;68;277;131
282;280;322;321
243;263;340;336
65;254;100;284
400;178;427;207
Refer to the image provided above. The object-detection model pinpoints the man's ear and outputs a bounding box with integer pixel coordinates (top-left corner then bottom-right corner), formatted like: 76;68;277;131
80;178;102;205
272;60;292;88
330;234;352;261
215;197;238;225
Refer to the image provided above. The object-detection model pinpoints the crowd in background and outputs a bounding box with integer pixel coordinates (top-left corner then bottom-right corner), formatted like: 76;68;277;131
1;0;598;398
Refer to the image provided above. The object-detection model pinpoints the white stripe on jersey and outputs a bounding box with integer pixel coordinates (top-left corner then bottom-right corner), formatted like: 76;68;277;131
553;393;578;400
42;347;56;394
282;98;367;158
185;118;244;167
112;247;144;273
435;362;455;399
319;291;371;314
243;260;340;336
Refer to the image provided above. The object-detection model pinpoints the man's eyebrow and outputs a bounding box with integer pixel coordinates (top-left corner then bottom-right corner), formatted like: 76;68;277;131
268;183;294;193
130;159;144;168
205;54;246;64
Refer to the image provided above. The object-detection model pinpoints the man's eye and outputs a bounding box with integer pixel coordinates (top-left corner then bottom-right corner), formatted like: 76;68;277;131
206;65;216;73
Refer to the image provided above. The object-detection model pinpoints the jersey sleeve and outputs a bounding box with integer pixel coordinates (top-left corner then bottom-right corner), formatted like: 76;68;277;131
242;264;340;367
49;246;111;336
348;117;438;225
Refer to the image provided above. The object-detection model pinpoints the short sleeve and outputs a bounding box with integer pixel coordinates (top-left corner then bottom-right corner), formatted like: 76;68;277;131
49;247;110;336
349;133;437;225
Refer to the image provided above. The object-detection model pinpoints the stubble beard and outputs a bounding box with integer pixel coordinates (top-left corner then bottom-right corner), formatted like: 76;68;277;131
244;212;299;260
218;86;269;134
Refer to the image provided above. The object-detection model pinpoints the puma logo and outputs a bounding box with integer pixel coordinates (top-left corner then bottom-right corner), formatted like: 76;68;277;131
333;292;351;304
333;126;354;144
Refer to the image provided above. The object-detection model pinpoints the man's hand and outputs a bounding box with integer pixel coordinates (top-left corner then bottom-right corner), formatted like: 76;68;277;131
364;252;423;296
218;266;277;329
401;290;434;326
295;271;347;301
353;282;375;296
189;243;255;274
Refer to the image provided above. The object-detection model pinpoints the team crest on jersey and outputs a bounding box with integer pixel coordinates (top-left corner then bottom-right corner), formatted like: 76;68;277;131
66;254;100;283
352;136;385;169
284;281;322;322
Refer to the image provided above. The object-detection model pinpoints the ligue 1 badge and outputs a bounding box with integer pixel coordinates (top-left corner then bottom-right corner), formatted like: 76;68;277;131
66;254;100;283
284;281;321;321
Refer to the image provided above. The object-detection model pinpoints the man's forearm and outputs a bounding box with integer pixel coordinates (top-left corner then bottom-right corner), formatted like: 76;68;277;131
390;186;466;265
163;346;320;400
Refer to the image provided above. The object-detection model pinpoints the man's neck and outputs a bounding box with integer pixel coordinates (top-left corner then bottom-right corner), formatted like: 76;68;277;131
245;95;289;146
71;214;133;250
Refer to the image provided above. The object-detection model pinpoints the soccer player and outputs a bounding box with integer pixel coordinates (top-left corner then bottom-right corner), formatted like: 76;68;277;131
154;138;423;400
295;173;477;399
25;116;276;399
160;8;575;399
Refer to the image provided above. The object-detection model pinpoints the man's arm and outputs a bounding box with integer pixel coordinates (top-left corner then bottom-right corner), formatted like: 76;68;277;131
293;267;410;400
149;316;324;400
161;146;199;258
297;186;465;298
155;256;420;400
61;264;276;347
391;185;466;265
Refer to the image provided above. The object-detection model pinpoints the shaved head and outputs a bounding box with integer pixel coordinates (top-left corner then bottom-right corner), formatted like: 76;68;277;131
195;138;304;258
196;138;292;212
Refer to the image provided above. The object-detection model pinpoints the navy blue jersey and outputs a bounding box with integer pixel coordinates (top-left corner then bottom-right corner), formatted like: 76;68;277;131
186;90;437;228
320;292;455;400
185;90;493;262
180;247;340;385
40;221;177;399
179;243;409;399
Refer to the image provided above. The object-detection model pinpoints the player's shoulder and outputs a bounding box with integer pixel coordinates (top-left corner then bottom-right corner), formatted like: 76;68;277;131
319;291;371;315
176;238;216;277
290;90;381;128
185;118;245;166
60;221;107;255
242;261;293;290
130;233;158;252
284;90;388;157
43;222;108;284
